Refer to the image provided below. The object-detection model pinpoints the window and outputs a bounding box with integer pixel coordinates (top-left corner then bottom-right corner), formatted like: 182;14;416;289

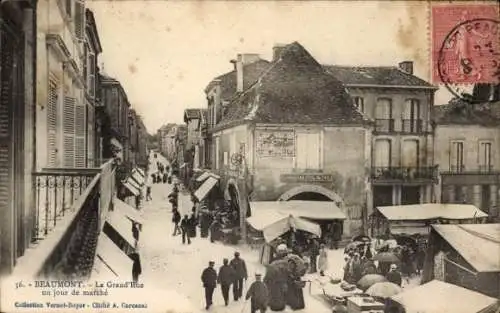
403;99;422;133
74;100;86;168
375;98;394;132
479;141;492;171
295;132;320;170
353;97;364;113
402;140;419;167
87;53;96;97
450;141;464;172
63;95;76;167
374;139;391;167
47;81;59;167
74;0;85;39
65;0;72;17
215;137;220;169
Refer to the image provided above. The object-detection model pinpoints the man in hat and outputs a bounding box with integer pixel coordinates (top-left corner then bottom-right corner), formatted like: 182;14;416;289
386;264;402;286
217;258;235;306
201;261;218;310
230;251;248;301
245;272;269;313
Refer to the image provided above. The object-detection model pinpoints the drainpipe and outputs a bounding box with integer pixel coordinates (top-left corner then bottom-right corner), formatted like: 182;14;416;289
30;0;38;241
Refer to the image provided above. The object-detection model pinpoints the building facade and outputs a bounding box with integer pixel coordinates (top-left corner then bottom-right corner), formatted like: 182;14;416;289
325;62;439;211
0;0;37;275
83;8;102;167
183;108;208;170
208;43;370;236
434;97;500;220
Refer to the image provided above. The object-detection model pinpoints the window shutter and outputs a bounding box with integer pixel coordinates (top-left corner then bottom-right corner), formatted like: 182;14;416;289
88;53;95;97
296;133;308;169
63;96;76;167
74;0;85;40
47;81;59;167
307;133;320;169
87;106;94;166
75;101;86;168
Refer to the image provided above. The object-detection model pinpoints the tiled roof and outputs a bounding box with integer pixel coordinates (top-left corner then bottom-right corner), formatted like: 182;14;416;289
323;65;436;88
207;60;271;101
216;42;365;129
432;99;500;127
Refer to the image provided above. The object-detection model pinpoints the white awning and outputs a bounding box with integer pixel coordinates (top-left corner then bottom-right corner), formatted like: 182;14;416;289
377;203;488;221
249;201;347;220
114;197;145;225
391;280;498;313
194;176;218;201
196;171;221;182
247;210;321;242
93;234;133;279
105;211;136;247
122;181;140;196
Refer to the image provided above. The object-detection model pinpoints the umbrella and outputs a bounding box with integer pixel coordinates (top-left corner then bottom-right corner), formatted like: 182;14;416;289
353;235;371;243
373;252;400;263
357;274;388;291
365;282;402;298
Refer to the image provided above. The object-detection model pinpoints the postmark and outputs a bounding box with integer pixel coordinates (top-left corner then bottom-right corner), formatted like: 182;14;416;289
431;4;500;99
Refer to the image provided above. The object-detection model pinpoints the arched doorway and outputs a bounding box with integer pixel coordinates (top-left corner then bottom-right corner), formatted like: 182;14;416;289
288;192;331;201
226;180;241;227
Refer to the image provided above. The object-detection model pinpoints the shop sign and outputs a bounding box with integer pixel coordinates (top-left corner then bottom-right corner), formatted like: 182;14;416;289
280;173;333;183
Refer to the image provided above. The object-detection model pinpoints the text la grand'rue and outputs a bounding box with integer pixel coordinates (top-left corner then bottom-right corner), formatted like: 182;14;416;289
34;281;85;288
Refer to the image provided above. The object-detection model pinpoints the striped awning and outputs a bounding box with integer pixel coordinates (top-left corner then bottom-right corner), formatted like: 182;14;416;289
105;210;136;248
93;233;133;279
122;181;140;196
194;177;218;201
114;197;145;225
131;168;145;186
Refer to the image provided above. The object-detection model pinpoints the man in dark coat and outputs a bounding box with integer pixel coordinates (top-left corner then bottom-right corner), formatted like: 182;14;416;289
172;209;181;236
188;212;198;238
131;253;142;282
246;273;269;313
386;264;402;286
217;258;235;306
209;218;221;243
230;251;248;301
309;239;319;273
180;215;191;244
201;261;217;310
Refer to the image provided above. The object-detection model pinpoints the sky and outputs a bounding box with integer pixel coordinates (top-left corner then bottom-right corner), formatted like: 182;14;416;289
88;0;456;134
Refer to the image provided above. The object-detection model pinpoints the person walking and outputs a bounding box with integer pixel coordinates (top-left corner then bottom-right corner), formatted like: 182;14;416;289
309;239;319;273
245;273;269;313
145;179;152;201
172;209;181;236
318;244;329;276
201;261;218;310
230;251;248;301
181;215;191;244
130;253;142;283
217;258;235;306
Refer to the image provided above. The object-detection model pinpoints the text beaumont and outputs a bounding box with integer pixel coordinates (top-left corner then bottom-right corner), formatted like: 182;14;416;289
34;280;85;288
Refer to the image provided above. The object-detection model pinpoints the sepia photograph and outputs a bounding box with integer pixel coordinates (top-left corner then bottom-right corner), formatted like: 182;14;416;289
0;0;499;312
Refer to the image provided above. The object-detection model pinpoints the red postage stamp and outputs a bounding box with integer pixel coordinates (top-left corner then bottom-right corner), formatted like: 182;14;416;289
431;4;499;88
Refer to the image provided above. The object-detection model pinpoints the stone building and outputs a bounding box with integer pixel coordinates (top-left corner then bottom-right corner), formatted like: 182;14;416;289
183;108;208;170
433;96;500;220
208;42;370;236
325;62;439;209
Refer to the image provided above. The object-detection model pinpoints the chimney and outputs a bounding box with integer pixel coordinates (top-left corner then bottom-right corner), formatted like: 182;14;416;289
236;53;260;92
398;61;414;75
273;44;286;62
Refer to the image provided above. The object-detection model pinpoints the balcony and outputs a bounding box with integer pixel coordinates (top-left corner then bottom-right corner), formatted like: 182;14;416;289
371;166;437;181
14;160;116;279
375;119;395;133
443;164;499;174
402;119;424;134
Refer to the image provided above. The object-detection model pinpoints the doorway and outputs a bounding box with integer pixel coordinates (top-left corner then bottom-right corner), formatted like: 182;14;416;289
373;186;393;207
401;186;421;205
288;192;331;201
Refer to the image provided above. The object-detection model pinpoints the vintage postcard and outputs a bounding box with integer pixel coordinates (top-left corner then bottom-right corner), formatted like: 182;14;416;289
0;0;499;312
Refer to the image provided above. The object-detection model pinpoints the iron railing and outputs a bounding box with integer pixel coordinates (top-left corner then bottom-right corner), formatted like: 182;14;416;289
478;165;493;173
371;166;437;180
15;160;116;279
375;119;395;132
32;168;99;240
449;165;465;173
402;119;424;133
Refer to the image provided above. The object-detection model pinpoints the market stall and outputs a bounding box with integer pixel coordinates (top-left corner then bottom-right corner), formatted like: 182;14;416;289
370;203;488;238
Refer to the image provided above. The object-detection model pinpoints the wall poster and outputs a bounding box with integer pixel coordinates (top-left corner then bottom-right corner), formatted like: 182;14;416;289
256;130;295;157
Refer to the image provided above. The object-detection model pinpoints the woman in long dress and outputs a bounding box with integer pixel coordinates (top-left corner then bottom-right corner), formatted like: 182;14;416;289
317;244;328;276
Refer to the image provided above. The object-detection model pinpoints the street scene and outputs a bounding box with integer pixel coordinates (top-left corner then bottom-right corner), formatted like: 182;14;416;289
0;1;499;313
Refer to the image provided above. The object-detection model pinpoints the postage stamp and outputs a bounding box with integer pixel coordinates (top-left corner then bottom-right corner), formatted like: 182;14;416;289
431;3;500;96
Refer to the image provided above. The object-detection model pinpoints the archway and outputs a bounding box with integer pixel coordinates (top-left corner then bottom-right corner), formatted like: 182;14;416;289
278;184;344;206
225;180;241;227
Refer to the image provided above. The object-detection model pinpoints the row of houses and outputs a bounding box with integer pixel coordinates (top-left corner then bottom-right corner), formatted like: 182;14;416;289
162;42;500;240
0;0;148;278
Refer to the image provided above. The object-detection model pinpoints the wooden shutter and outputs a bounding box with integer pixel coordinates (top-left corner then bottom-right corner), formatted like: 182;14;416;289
306;133;320;169
296;133;308;169
88;53;95;97
87;105;94;167
74;0;85;40
47;81;59;167
75;100;86;168
63;96;76;167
